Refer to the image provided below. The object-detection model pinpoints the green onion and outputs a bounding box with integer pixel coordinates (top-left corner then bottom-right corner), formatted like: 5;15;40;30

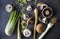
5;10;19;36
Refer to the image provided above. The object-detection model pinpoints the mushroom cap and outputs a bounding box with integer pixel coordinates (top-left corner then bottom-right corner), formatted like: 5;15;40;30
6;4;13;12
42;7;53;18
36;23;45;33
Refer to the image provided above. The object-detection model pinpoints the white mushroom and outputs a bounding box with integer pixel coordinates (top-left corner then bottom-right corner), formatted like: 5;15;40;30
26;5;32;11
6;4;13;12
23;29;31;37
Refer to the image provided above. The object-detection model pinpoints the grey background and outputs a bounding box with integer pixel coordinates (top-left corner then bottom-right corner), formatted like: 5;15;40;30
0;0;60;39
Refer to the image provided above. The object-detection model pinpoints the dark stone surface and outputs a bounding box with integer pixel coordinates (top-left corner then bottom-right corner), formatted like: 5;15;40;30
0;0;60;39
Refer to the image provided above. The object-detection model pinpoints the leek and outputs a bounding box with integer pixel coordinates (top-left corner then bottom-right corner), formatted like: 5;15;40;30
5;10;19;36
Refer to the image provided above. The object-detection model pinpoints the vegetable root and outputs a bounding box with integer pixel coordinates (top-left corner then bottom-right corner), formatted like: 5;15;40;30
17;18;21;39
34;8;38;39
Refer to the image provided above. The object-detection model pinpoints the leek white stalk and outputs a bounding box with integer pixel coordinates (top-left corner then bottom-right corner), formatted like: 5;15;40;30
5;10;19;36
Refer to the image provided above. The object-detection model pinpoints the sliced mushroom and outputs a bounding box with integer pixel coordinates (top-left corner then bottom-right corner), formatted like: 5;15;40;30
37;2;48;10
6;4;13;12
26;17;34;25
23;29;31;37
42;7;53;18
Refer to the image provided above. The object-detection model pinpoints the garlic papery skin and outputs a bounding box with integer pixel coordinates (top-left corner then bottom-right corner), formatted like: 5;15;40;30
6;4;13;12
38;23;54;39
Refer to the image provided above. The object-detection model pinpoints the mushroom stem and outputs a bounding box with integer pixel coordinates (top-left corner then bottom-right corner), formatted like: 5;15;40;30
38;23;54;39
17;18;21;39
34;8;38;39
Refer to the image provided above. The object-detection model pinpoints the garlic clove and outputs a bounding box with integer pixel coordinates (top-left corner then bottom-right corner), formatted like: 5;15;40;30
6;4;13;12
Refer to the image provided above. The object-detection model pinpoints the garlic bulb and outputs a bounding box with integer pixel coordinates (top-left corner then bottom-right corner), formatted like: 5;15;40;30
23;29;31;37
26;5;32;11
6;4;13;12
